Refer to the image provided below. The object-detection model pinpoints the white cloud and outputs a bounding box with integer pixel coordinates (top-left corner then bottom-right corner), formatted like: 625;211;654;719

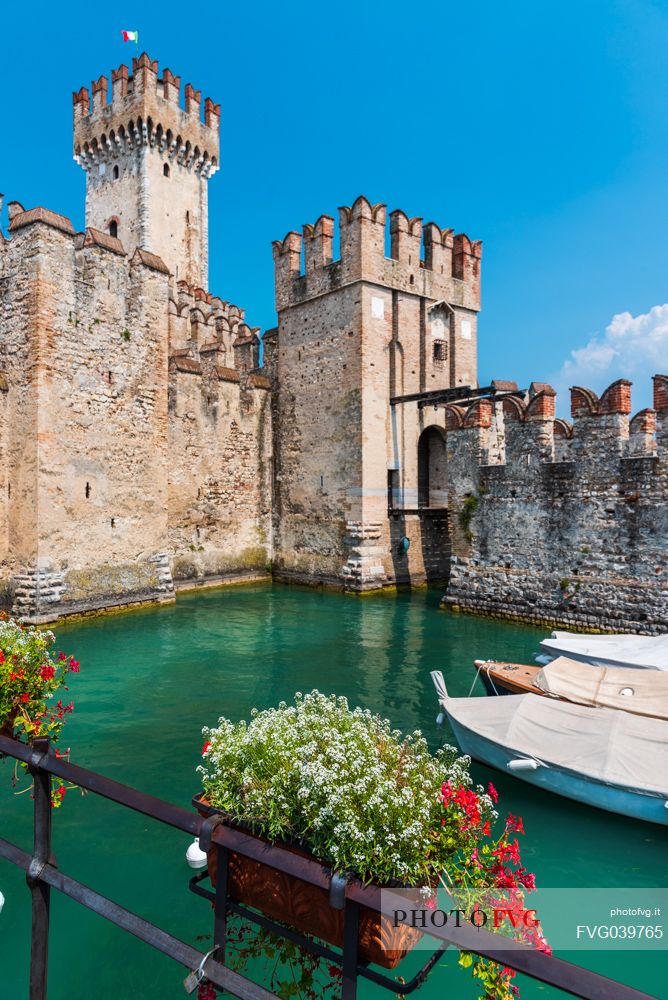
553;303;668;414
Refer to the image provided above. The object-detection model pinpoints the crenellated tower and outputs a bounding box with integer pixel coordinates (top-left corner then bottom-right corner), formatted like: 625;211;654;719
269;195;482;591
73;54;220;287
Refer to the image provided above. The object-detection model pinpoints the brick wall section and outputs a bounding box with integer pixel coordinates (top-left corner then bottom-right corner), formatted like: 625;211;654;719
167;359;272;584
272;280;363;585
654;375;668;413
444;379;668;633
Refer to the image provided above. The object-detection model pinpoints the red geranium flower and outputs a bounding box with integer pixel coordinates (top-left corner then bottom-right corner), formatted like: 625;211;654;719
507;813;525;835
516;868;536;890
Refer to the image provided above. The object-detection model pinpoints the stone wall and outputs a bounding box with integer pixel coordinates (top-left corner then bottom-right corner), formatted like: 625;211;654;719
0;52;270;623
270;266;363;585
443;378;668;633
0;211;173;620
0;370;8;603
0;207;271;622
168;359;272;585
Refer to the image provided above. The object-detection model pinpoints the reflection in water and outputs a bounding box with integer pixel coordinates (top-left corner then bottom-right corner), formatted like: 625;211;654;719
0;584;665;999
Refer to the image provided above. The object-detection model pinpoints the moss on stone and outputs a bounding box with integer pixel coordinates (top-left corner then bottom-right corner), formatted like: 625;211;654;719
64;563;160;600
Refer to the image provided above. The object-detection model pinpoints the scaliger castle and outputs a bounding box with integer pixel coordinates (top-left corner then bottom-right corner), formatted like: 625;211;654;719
0;54;666;631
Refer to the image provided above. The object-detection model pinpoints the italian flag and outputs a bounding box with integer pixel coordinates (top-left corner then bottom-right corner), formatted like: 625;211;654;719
121;30;139;43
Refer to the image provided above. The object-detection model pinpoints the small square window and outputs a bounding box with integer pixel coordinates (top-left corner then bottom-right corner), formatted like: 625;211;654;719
433;340;448;366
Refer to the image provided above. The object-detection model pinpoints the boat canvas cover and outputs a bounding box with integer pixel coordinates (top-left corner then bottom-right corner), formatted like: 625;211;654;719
445;693;668;796
534;657;668;720
540;633;668;671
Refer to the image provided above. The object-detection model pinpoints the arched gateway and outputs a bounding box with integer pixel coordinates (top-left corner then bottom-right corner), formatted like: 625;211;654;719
417;426;448;509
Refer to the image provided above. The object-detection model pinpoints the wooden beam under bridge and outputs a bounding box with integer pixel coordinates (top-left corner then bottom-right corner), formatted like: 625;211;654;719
389;384;527;409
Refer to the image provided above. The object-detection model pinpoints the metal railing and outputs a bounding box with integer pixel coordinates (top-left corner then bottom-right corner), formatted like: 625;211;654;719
0;733;658;1000
387;486;448;516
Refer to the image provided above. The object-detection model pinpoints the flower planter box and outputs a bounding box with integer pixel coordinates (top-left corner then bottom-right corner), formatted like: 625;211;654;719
194;795;422;969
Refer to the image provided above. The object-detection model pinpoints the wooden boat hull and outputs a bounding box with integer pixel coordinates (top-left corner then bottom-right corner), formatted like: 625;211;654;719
478;661;542;697
447;711;668;827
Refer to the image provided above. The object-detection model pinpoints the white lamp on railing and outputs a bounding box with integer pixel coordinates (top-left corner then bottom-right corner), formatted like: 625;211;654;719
186;838;208;869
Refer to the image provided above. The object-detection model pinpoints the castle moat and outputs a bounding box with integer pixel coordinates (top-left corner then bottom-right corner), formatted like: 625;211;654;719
0;585;666;998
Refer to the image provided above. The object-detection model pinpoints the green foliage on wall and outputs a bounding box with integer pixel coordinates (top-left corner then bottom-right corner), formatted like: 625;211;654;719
458;494;479;542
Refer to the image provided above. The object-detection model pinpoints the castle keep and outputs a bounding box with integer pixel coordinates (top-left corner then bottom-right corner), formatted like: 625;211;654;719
267;200;480;590
0;53;666;631
0;56;271;621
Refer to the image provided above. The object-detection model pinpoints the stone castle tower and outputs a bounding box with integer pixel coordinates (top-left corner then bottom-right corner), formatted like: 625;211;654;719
73;54;220;286
268;197;481;590
0;55;271;623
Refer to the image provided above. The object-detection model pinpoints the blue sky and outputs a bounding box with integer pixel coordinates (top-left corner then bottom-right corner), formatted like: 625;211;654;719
2;0;668;415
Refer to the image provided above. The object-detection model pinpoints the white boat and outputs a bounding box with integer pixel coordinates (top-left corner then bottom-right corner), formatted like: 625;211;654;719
537;631;668;671
431;671;668;826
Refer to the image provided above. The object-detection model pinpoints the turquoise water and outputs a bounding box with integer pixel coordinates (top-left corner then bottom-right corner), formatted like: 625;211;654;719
0;584;665;999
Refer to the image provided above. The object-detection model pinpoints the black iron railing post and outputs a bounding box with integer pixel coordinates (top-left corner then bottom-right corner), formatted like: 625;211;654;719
214;845;230;962
199;814;229;962
341;899;359;1000
27;736;53;1000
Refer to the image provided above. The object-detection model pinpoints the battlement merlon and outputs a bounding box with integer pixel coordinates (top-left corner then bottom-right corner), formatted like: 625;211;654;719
654;375;668;449
272;195;481;312
654;374;668;412
443;376;668;468
73;54;219;177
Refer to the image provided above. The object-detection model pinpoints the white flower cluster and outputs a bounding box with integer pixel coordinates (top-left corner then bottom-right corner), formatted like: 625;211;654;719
198;691;490;885
0;619;55;654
